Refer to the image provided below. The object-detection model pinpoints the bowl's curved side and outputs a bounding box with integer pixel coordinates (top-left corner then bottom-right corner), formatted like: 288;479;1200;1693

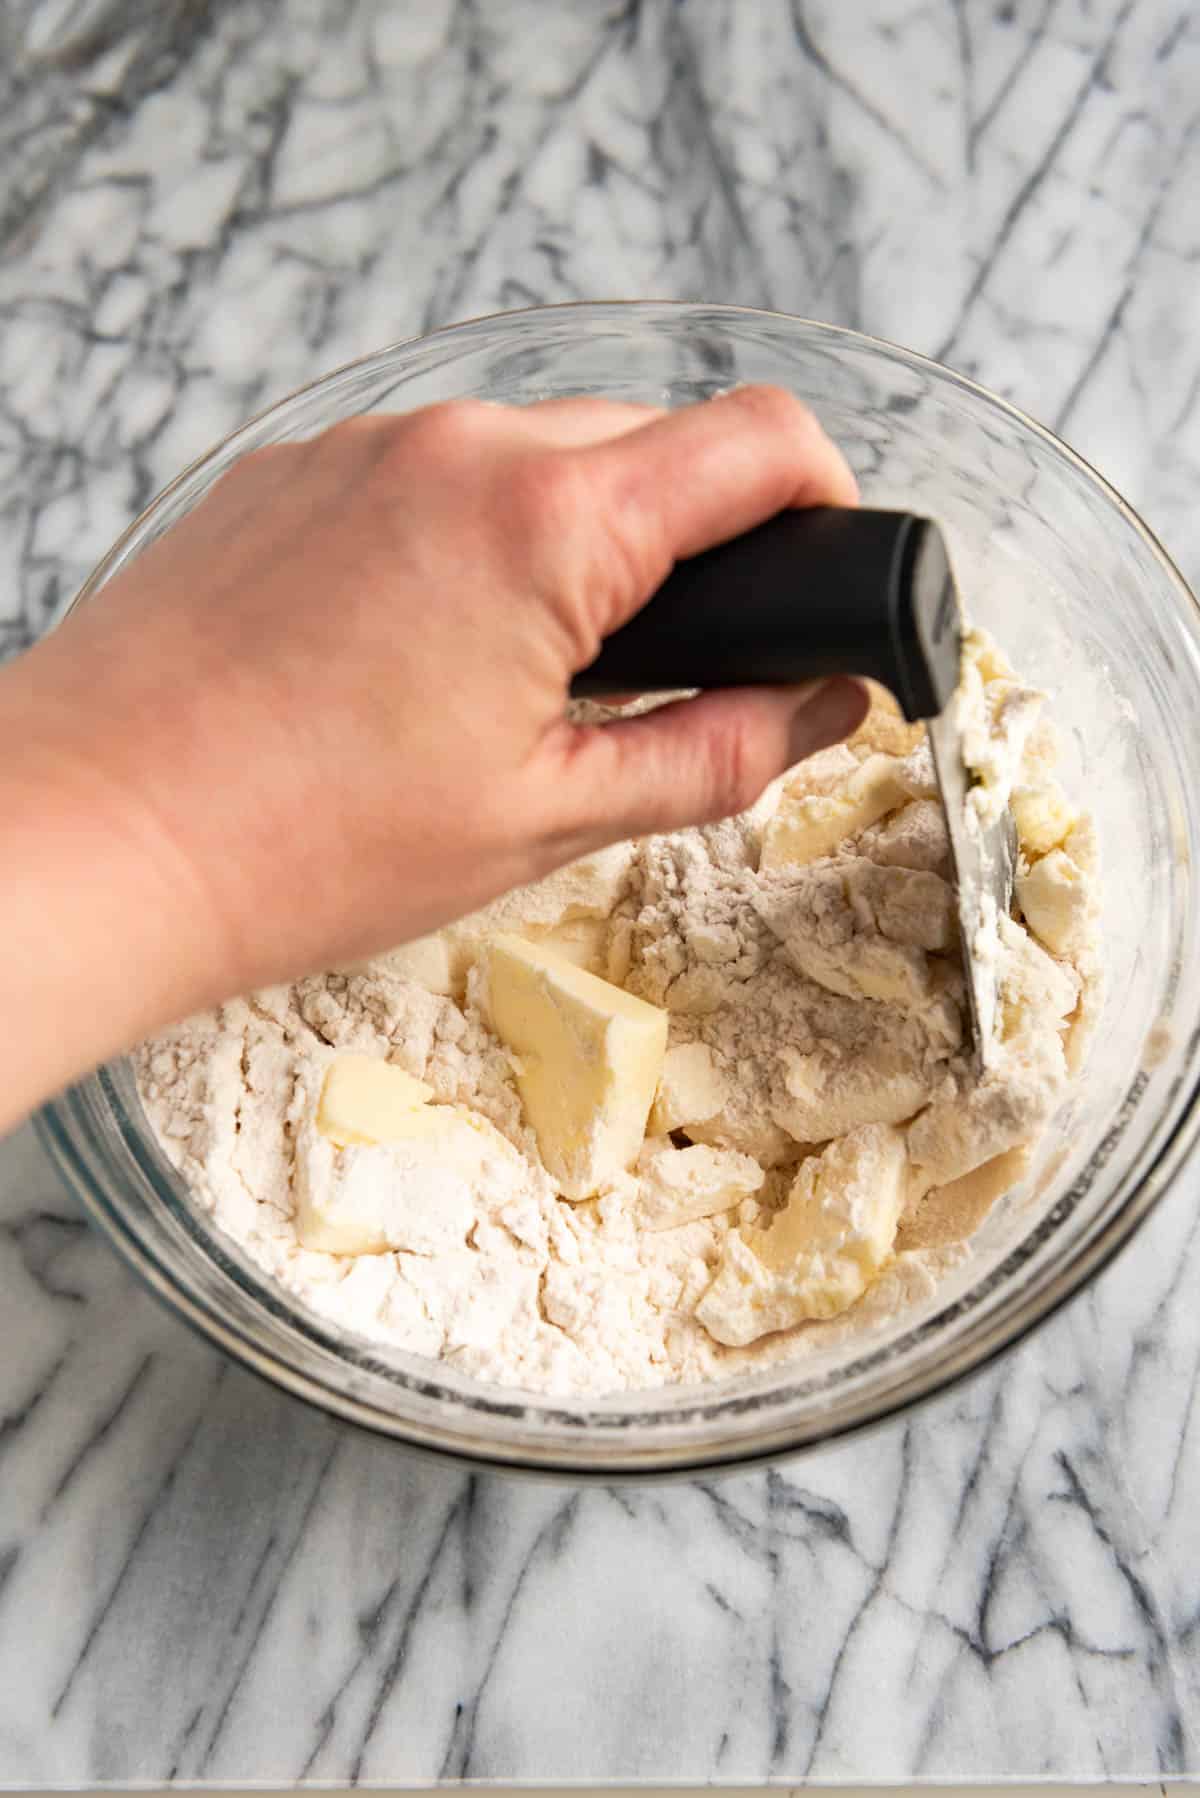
40;302;1200;1474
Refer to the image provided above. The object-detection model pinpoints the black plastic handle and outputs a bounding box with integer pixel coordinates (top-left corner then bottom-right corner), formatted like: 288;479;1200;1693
569;507;962;722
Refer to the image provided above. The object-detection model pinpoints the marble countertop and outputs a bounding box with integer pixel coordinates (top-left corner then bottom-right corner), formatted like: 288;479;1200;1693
3;0;1200;1784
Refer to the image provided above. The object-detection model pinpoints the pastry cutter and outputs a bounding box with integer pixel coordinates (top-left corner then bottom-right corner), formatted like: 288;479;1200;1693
569;507;1016;1068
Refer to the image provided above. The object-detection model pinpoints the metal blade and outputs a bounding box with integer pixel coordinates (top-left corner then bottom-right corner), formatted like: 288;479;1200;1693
927;706;1017;1071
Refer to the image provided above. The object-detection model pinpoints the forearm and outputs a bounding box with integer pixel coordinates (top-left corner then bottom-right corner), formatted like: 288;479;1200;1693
0;643;224;1130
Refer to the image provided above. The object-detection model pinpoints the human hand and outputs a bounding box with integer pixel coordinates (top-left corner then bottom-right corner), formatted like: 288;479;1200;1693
2;386;865;1121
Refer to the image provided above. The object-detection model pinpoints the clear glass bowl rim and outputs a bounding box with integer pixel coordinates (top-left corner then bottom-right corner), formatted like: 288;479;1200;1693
35;300;1200;1477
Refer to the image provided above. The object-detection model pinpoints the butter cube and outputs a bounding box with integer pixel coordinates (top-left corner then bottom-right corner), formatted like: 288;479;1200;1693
649;1042;728;1135
761;753;906;869
1016;848;1091;956
298;1056;495;1255
298;1050;518;1251
316;1055;435;1147
482;933;668;1199
696;1124;906;1343
1012;781;1077;858
997;916;1079;1041
758;1122;905;1278
295;1126;482;1255
632;1138;764;1231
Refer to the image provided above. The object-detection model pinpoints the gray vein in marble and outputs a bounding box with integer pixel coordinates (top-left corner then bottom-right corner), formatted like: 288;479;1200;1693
933;0;1140;365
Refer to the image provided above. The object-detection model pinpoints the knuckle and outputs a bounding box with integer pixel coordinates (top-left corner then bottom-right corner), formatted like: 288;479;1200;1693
318;415;378;446
508;449;593;537
510;451;670;662
723;382;816;437
348;401;497;504
401;396;494;456
508;452;606;656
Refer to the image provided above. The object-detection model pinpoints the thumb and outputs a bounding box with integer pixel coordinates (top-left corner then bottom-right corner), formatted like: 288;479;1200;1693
553;677;869;842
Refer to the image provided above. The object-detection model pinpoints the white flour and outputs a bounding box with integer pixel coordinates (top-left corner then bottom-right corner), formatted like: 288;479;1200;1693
137;648;1101;1396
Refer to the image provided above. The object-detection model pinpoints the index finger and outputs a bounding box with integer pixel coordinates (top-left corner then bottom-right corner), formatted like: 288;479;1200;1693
581;384;858;570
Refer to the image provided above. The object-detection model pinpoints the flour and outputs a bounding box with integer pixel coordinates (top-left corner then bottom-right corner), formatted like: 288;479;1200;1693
136;646;1101;1397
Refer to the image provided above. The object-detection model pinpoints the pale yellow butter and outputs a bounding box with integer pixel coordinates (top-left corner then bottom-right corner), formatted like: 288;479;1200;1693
1017;848;1091;956
631;1138;764;1231
696;1123;906;1343
300;1055;491;1255
482;932;668;1200
757;1124;905;1279
1011;782;1077;858
761;753;906;869
316;1054;435;1147
649;1041;728;1135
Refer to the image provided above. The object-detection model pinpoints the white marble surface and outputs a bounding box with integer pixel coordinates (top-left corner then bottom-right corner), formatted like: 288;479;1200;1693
2;0;1200;1784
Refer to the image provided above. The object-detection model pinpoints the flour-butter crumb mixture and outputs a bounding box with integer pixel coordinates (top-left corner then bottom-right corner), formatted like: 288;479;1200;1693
137;633;1101;1395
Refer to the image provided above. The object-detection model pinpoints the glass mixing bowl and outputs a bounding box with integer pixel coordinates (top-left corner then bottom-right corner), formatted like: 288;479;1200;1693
36;304;1200;1476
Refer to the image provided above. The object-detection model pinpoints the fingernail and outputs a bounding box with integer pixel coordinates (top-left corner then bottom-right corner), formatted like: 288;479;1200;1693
788;678;869;764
